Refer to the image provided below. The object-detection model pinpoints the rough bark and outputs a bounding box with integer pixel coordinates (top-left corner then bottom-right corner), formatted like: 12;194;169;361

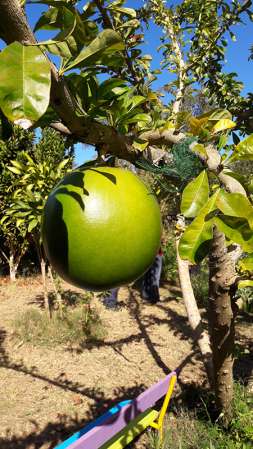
208;226;238;425
176;238;214;387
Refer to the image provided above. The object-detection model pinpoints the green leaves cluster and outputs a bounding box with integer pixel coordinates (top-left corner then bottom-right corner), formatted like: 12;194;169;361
0;13;124;125
1;127;73;252
179;166;253;286
5;153;71;234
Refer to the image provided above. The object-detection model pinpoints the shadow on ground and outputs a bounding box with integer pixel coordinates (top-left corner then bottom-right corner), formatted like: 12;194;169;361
1;287;252;449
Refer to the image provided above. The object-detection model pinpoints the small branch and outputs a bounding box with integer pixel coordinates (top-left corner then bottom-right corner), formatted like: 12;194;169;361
176;222;214;387
93;0;113;28
149;1;186;115
140;129;185;146
94;0;140;85
0;248;9;263
49;122;72;136
186;0;252;74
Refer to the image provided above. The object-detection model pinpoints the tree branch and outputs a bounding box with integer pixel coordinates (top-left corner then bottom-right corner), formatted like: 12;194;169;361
140;129;185;146
149;0;186;115
0;248;9;263
94;0;141;85
49;122;72;136
0;0;187;161
0;0;137;162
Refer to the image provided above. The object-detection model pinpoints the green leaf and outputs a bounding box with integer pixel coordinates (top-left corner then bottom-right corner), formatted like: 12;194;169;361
57;158;70;171
190;142;207;159
229;134;253;162
222;170;252;192
7;165;22;175
28;218;38;233
216;190;253;229
97;78;126;98
212;118;236;133
124;113;151;124
129;95;146;109
238;255;253;273
181;170;209;218
238;280;253;288
179;190;220;264
16;218;25;228
61;29;124;73
118;19;140;29
213;216;253;253
112;6;136;17
207;109;232;121
132;138;148;151
111;86;129;96
218;134;228;150
10;159;25;170
232;132;240;145
0;42;51;124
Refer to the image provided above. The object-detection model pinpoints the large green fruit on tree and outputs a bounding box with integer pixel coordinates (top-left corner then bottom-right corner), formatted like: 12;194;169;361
42;166;162;291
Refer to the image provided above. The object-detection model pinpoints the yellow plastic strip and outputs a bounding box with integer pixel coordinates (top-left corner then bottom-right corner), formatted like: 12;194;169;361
101;409;159;449
157;373;177;429
149;373;177;442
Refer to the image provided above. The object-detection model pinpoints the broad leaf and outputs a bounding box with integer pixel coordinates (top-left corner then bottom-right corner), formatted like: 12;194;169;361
61;29;124;73
190;142;207;159
238;255;253;272
7;165;22;175
0;42;51;124
34;6;98;60
206;109;232;121
132;138;148;151
28;218;38;233
213;216;253;253
124;113;151;124
97;78;126;98
229;134;253;162
181;170;209;218
110;6;136;17
216;190;253;229
212;119;236;133
238;280;253;288
179;190;220;264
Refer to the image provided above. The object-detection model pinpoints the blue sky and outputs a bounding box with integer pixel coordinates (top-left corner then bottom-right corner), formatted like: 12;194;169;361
7;1;253;164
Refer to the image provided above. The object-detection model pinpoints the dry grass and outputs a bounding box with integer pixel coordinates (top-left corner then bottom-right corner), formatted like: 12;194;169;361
0;275;252;449
12;305;105;348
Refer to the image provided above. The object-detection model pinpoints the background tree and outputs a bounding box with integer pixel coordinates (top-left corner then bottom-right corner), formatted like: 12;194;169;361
5;128;73;313
0;125;34;280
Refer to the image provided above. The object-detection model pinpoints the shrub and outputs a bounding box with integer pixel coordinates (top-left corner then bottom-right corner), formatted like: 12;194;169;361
162;236;178;283
236;287;253;314
191;262;209;308
13;299;105;348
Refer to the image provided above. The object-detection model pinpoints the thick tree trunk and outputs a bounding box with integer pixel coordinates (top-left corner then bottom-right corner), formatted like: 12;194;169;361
208;226;237;425
176;238;214;387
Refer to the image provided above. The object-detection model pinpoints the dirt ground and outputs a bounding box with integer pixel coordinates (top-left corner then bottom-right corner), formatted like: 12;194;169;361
0;276;252;449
